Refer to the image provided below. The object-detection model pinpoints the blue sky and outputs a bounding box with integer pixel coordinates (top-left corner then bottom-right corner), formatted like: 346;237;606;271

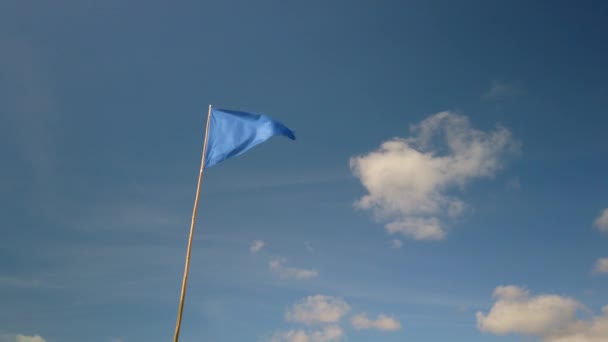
1;1;608;341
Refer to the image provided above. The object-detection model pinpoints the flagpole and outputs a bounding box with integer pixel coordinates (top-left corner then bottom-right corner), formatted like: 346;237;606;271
173;104;213;342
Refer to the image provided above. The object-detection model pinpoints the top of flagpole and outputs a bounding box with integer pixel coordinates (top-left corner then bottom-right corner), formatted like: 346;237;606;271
200;104;212;171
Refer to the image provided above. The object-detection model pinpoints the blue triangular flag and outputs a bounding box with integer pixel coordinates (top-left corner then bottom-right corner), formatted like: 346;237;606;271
204;108;295;168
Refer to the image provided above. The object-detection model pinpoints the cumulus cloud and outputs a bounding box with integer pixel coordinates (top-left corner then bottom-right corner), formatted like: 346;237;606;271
477;285;608;341
270;258;319;280
250;240;265;253
286;295;350;325
351;313;401;331
544;307;608;342
351;112;515;240
594;258;608;274
594;208;608;232
477;286;580;335
270;325;343;342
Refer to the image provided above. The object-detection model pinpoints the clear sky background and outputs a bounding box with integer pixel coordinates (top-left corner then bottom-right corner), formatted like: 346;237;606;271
1;1;608;342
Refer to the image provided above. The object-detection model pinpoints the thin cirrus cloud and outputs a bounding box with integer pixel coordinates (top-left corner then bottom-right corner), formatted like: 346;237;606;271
351;111;517;241
594;208;608;232
482;80;524;100
351;313;401;331
269;258;319;280
476;285;608;341
0;275;42;289
250;240;265;253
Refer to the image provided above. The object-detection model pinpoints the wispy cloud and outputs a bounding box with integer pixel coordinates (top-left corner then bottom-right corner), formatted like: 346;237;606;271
0;38;57;182
482;80;524;100
351;313;401;331
477;285;608;341
506;177;521;190
305;242;315;254
250;240;265;253
270;258;319;280
351;111;517;241
594;208;608;232
594;258;608;274
0;275;42;289
390;239;402;249
264;273;484;311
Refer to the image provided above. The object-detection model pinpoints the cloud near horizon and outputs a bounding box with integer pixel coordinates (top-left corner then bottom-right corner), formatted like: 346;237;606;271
350;111;516;240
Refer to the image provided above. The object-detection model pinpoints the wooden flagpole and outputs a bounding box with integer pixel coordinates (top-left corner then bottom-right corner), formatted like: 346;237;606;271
173;104;213;342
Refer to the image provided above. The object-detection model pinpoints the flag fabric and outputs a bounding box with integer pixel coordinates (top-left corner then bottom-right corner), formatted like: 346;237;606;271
204;108;296;168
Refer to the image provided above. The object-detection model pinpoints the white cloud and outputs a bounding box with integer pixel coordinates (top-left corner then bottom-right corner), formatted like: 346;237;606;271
350;112;515;240
594;208;608;232
286;295;350;325
250;240;265;253
390;239;402;249
270;326;343;342
270;258;319;280
594;258;608;274
544;306;608;342
351;313;401;331
16;336;46;342
477;286;580;335
477;285;608;341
